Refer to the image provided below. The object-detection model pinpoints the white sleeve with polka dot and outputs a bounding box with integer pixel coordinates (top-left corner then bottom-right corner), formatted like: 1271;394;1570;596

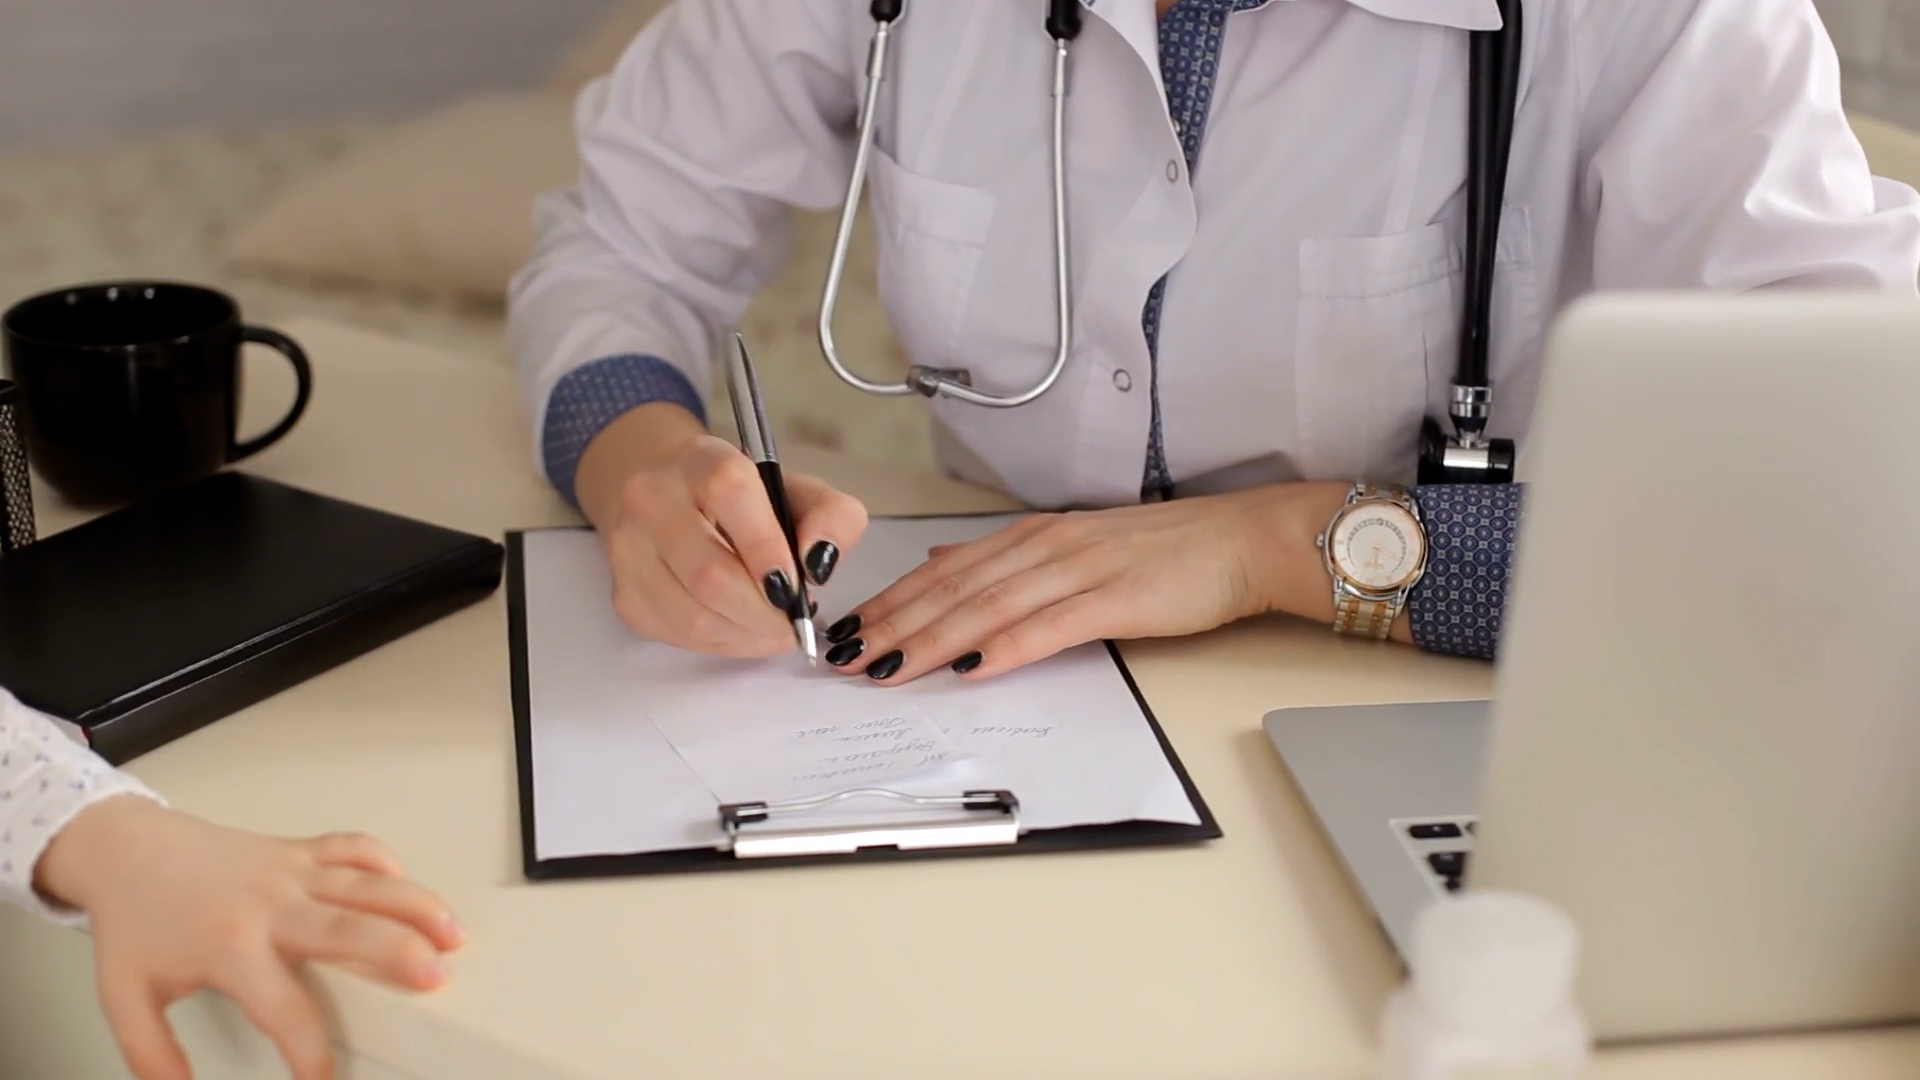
0;687;166;926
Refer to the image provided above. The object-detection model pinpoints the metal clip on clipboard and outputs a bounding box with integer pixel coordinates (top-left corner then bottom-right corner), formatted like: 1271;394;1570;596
717;788;1021;859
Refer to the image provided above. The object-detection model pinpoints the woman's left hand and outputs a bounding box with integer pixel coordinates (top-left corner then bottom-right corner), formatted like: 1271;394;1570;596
823;484;1346;684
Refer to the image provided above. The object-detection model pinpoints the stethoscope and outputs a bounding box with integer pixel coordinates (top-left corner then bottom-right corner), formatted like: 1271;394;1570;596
816;0;1524;486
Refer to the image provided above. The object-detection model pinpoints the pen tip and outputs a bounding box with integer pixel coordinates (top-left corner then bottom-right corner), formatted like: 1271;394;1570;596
796;617;820;665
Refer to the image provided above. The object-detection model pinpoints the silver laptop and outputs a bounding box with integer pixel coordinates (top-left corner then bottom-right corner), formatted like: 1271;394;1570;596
1266;292;1920;1044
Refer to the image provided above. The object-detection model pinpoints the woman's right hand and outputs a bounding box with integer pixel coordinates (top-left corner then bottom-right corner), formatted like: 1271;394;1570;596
577;405;869;657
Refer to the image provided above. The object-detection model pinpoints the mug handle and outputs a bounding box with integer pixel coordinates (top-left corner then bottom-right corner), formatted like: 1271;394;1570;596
229;325;314;463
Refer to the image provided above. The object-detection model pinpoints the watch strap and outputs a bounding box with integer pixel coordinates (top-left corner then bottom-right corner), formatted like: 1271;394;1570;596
1353;480;1412;508
1333;589;1403;641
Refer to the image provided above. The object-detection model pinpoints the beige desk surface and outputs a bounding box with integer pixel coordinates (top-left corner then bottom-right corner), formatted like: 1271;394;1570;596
3;319;1918;1080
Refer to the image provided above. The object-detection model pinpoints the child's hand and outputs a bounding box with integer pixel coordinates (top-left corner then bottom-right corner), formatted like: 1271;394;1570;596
33;795;465;1080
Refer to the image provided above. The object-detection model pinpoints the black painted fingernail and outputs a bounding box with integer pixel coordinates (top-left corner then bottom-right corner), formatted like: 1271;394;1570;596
826;614;862;643
826;638;866;667
763;571;796;612
866;649;904;681
805;541;840;585
809;598;819;618
951;651;983;674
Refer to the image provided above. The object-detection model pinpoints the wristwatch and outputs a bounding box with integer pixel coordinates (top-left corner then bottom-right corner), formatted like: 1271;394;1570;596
1316;482;1430;640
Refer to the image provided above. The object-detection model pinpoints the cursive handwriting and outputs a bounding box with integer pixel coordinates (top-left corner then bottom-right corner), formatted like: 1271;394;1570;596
969;724;1053;741
792;737;955;784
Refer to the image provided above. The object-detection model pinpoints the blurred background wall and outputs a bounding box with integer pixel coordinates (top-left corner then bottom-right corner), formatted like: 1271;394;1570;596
0;0;624;151
1813;0;1920;125
0;0;1908;153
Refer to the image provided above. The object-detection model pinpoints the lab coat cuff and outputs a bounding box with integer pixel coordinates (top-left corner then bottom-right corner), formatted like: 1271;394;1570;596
540;354;708;507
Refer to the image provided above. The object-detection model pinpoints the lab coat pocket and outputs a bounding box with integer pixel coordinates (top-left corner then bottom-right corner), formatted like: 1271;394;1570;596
865;147;998;372
1295;209;1534;483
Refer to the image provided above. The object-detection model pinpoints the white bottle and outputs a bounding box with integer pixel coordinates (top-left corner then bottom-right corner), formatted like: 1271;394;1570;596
1379;889;1592;1080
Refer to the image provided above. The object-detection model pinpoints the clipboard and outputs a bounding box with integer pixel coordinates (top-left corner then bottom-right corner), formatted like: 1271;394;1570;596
506;516;1222;882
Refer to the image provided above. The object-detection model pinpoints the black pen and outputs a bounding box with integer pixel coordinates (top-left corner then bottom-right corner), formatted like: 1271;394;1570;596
724;333;820;665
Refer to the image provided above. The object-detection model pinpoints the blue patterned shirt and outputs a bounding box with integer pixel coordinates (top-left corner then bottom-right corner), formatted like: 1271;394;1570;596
540;0;1522;663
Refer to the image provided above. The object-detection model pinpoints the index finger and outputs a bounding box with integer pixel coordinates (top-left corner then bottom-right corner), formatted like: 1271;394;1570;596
786;472;869;586
308;867;465;953
307;831;404;878
98;973;191;1080
695;448;808;621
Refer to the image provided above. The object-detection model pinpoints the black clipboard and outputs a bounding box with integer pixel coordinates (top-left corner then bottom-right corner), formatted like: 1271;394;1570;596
506;521;1222;882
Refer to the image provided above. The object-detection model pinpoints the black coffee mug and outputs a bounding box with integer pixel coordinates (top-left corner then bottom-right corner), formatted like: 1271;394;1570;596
1;281;312;507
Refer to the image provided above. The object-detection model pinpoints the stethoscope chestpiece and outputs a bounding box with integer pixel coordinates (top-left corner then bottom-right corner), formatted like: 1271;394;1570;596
1417;419;1516;486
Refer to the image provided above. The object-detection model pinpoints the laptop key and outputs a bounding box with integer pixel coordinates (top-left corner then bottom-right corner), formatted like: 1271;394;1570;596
1427;851;1468;877
1408;823;1464;840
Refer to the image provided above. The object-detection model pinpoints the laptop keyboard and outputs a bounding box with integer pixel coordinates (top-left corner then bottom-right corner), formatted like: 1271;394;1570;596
1392;817;1478;896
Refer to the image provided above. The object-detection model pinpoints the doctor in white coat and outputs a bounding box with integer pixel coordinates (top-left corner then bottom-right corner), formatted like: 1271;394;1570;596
508;0;1920;683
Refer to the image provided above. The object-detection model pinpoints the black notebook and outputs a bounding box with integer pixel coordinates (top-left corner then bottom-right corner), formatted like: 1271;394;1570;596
0;472;504;763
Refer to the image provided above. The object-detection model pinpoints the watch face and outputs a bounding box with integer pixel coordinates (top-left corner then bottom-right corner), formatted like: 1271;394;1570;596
1330;501;1426;592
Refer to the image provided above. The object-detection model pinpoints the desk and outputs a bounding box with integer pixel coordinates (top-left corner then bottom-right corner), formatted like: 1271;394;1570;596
3;319;1917;1079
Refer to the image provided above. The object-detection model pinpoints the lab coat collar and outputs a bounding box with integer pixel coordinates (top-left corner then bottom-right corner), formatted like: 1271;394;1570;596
1080;0;1503;64
1338;0;1503;31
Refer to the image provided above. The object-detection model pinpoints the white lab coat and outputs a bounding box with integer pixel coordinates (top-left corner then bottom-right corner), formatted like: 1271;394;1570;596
508;0;1920;510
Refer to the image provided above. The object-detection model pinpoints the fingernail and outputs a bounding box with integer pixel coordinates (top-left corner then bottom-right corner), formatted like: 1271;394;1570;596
826;614;862;643
805;541;840;585
951;651;983;674
826;638;865;667
442;914;466;942
418;958;448;985
762;571;796;612
808;598;819;618
867;650;904;681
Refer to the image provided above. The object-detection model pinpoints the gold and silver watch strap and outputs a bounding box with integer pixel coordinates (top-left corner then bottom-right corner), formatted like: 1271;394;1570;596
1349;480;1410;506
1333;590;1402;641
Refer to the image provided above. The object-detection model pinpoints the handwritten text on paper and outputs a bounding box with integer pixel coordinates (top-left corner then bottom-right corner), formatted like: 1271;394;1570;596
648;687;966;803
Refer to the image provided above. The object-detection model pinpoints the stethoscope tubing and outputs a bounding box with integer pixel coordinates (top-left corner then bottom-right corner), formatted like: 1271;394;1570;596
814;0;1520;480
816;1;1081;408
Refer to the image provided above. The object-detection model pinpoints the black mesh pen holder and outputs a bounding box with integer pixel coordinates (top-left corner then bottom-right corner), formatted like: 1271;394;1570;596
0;379;36;554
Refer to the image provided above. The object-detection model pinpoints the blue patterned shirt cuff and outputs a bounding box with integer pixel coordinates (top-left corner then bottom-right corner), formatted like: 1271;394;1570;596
540;354;707;506
1406;484;1527;662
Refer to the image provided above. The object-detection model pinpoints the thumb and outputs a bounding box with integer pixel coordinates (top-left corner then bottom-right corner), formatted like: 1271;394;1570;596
99;971;192;1080
785;473;868;586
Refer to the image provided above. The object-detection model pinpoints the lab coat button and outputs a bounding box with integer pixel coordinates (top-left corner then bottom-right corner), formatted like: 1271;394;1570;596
1165;159;1181;182
1112;369;1133;392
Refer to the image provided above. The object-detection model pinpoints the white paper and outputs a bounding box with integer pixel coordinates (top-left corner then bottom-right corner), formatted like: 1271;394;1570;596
522;515;1204;862
649;687;966;803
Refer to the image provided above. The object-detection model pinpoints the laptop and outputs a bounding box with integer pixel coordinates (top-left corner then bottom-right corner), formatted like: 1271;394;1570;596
1265;292;1920;1044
